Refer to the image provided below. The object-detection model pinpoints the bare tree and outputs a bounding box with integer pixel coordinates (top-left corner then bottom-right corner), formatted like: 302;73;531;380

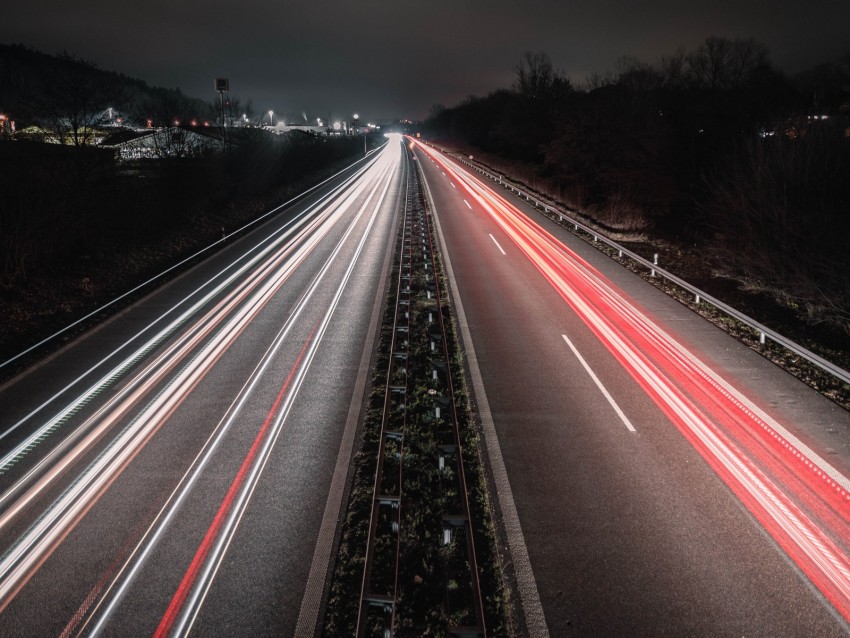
727;38;769;85
794;50;850;112
703;124;850;331
514;51;571;102
38;52;122;147
659;47;687;87
686;36;768;89
614;55;662;92
429;104;446;119
583;70;616;91
208;94;254;128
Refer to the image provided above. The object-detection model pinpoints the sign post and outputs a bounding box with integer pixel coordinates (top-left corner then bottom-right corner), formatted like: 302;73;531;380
215;78;229;147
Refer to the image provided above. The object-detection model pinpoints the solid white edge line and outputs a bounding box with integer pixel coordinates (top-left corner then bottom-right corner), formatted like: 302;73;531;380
418;153;550;638
489;234;506;256
561;334;637;432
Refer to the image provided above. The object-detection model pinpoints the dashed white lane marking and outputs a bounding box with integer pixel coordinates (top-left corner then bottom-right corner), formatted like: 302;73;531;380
464;199;472;209
489;234;506;255
421;162;550;638
562;334;637;432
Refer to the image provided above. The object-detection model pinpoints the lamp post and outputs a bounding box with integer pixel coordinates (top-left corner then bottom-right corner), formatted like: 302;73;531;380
268;110;274;126
353;113;366;155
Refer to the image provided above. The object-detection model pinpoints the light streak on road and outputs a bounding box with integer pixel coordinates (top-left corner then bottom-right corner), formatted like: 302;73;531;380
0;156;377;476
153;149;397;638
0;138;404;624
412;138;850;622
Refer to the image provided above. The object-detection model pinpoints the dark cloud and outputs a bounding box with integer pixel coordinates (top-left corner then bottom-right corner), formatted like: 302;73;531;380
3;0;848;120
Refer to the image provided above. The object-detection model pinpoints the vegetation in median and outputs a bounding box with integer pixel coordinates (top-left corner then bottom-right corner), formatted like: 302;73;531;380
323;157;510;637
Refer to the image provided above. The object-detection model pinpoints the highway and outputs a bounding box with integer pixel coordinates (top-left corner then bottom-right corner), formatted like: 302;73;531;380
2;130;849;638
0;136;407;636
412;139;850;636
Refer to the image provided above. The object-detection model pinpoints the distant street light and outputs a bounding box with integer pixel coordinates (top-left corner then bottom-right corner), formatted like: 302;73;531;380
268;110;274;126
353;113;366;155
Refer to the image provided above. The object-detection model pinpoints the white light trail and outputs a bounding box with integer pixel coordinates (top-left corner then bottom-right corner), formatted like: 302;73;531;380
82;139;402;635
0;140;402;617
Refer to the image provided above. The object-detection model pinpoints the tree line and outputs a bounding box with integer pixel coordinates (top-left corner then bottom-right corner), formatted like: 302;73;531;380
0;44;258;145
424;39;850;334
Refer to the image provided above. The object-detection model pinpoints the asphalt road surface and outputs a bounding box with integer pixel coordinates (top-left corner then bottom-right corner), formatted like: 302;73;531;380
413;140;850;637
0;136;407;636
3;133;849;638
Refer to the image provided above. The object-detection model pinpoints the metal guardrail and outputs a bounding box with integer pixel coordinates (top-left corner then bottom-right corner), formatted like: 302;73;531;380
444;151;850;387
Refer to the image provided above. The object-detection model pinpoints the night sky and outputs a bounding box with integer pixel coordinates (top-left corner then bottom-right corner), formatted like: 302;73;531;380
3;0;849;122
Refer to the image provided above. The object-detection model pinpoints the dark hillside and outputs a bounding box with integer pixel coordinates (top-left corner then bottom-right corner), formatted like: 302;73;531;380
0;43;209;129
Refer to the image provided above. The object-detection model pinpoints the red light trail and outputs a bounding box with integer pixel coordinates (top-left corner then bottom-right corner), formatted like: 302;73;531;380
0;141;402;630
411;139;850;622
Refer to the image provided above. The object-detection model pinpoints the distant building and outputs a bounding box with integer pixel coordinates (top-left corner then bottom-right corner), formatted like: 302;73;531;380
100;126;223;160
266;122;327;136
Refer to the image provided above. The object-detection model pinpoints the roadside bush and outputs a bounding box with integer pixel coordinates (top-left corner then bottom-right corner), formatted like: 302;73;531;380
700;122;850;333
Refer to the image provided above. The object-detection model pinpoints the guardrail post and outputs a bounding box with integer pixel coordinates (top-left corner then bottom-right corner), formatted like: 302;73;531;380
453;159;850;387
